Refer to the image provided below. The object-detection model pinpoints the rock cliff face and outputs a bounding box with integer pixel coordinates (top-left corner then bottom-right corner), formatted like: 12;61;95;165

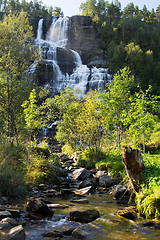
34;16;110;94
67;16;106;67
42;15;106;68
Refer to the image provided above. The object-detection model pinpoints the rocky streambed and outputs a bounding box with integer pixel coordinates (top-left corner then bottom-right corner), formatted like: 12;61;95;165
0;153;160;240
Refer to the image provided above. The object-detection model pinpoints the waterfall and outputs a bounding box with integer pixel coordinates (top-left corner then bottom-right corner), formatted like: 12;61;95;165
36;18;43;41
35;17;111;95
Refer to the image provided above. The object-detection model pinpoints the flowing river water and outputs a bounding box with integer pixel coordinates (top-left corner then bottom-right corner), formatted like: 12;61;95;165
21;193;160;240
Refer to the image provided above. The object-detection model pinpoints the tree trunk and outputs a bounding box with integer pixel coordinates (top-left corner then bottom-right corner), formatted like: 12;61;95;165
143;129;145;154
122;146;144;192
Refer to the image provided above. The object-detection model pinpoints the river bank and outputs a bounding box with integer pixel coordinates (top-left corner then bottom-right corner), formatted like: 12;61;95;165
1;152;160;239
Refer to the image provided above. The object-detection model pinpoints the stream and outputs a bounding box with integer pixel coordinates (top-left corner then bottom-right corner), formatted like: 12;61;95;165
22;194;160;240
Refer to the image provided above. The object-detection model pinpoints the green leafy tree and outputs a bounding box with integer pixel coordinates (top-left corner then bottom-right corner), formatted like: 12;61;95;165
56;100;82;149
0;11;38;144
125;86;159;153
123;2;135;18
76;90;104;152
80;0;97;17
22;89;41;162
53;7;64;17
101;67;134;148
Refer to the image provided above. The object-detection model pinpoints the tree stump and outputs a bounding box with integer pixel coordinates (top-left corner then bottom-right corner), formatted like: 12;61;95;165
122;146;144;192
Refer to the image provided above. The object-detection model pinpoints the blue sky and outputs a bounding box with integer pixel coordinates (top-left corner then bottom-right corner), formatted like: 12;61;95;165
42;0;159;17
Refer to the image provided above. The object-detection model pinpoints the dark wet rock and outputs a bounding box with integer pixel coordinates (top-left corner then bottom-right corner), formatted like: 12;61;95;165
99;175;122;188
69;209;100;223
78;180;92;189
6;209;21;218
41;230;63;238
110;185;126;199
142;221;160;229
0;222;13;230
26;197;53;216
26;212;42;220
0;217;19;227
0;217;20;231
70;199;89;204
60;188;75;197
117;207;138;220
110;184;135;201
61;221;81;236
55;166;68;177
8;225;26;240
0;211;12;221
72;168;90;181
142;221;155;227
72;221;108;239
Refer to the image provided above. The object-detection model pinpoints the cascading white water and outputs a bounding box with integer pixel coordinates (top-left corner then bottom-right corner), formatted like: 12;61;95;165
35;17;111;95
36;18;43;41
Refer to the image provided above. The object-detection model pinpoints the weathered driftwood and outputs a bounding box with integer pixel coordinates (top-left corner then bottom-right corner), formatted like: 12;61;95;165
122;146;144;192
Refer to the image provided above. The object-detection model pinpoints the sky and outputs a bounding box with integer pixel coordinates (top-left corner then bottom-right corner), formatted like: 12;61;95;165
41;0;160;17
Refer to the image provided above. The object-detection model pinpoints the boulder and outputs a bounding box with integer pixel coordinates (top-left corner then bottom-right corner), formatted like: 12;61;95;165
0;222;13;230
72;222;108;239
117;207;138;220
61;221;81;236
0;217;19;227
6;209;20;218
8;225;25;240
110;184;134;201
99;175;122;188
26;197;53;216
69;209;100;223
0;211;12;221
72;168;90;181
73;186;93;195
0;217;19;231
78;180;92;189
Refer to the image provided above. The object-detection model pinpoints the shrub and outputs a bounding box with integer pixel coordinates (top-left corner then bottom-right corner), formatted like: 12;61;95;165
76;148;107;169
0;169;27;198
0;140;28;198
95;149;125;178
62;144;75;156
25;156;59;185
31;146;50;158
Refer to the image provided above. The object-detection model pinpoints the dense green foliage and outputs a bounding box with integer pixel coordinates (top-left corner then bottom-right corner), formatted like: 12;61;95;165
0;11;38;143
136;154;160;219
80;0;160;95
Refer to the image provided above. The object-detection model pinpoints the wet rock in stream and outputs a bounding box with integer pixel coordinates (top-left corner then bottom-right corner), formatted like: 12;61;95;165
71;221;108;239
69;209;100;223
26;197;53;216
72;168;90;181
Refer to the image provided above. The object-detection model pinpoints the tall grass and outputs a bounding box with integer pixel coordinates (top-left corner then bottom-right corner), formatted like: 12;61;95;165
136;154;160;219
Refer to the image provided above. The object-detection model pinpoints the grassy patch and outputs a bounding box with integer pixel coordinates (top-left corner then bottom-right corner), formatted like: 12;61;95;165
136;154;160;219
